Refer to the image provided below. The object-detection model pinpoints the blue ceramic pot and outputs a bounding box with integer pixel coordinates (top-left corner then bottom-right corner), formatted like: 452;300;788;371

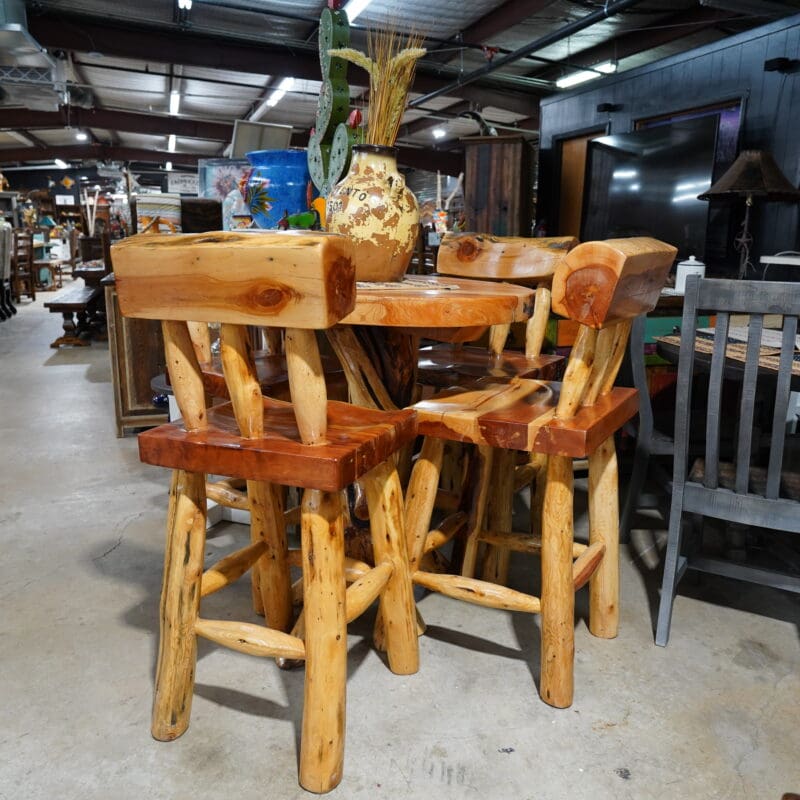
245;149;310;229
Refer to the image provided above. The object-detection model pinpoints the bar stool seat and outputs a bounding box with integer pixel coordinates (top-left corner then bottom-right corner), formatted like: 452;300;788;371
140;395;416;491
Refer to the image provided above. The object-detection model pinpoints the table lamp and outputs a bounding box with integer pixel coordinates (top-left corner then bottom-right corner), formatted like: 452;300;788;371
697;149;800;279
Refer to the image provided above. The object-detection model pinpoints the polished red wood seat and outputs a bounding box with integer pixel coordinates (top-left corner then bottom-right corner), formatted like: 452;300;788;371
139;395;416;492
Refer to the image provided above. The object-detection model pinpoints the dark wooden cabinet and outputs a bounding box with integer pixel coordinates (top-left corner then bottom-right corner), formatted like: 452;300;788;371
463;135;534;236
104;277;168;436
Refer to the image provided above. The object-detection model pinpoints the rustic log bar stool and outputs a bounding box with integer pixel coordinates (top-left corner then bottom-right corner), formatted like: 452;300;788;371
417;233;575;388
405;237;677;708
112;230;419;793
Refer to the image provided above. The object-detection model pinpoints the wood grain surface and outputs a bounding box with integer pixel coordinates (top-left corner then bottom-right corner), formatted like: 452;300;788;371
340;275;534;328
551;237;677;327
138;397;417;492
437;233;577;281
112;230;356;329
415;378;638;457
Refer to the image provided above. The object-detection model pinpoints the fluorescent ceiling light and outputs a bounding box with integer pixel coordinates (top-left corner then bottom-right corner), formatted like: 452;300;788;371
54;159;68;169
165;161;173;171
75;131;88;141
251;77;294;121
342;0;374;22
177;0;192;8
266;77;294;108
167;134;176;152
432;127;446;139
169;90;181;115
612;169;637;179
556;61;617;89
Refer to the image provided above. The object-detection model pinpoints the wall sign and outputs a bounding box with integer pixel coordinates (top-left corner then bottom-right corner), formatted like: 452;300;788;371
167;173;199;195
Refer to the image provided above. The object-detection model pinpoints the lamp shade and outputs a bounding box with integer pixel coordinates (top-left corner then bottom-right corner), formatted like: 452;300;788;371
697;149;800;201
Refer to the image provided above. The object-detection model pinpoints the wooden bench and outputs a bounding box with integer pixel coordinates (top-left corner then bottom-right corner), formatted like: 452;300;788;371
43;283;103;347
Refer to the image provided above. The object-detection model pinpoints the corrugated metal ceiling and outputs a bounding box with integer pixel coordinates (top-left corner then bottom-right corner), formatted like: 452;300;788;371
0;0;785;166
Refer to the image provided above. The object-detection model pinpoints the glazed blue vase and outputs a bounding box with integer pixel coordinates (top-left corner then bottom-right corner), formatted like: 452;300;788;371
245;149;310;229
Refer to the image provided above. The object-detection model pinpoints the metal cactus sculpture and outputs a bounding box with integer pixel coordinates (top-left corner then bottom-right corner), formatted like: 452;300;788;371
307;5;360;197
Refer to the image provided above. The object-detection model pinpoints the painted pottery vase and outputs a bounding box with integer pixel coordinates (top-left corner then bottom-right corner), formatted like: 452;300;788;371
326;144;419;282
245;149;310;229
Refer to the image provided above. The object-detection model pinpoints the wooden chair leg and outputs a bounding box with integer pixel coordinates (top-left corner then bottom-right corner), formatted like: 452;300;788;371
481;449;515;584
460;445;494;578
299;489;347;794
248;480;292;632
588;436;620;639
404;436;445;572
540;454;575;709
152;469;207;741
363;460;419;675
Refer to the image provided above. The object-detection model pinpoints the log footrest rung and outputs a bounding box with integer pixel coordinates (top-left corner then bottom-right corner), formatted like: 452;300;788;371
424;511;468;554
194;618;306;659
572;541;606;590
413;570;541;613
201;540;267;596
478;530;588;558
346;560;393;623
205;481;249;510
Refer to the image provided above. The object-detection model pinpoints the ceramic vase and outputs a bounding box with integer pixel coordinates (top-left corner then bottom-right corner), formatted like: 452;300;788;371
326;144;419;282
245;149;310;229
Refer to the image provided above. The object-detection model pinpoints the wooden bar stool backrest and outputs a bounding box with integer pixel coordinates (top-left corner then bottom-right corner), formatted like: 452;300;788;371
112;230;355;444
550;236;678;419
437;233;578;356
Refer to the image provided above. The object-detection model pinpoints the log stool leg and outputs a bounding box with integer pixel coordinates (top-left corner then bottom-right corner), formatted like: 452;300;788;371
364;459;419;676
587;435;620;639
248;479;292;632
404;437;445;572
300;488;347;794
539;454;575;708
152;469;207;740
460;445;494;578
481;449;515;584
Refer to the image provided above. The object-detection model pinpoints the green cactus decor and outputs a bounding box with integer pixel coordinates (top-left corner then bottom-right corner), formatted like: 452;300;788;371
308;6;360;197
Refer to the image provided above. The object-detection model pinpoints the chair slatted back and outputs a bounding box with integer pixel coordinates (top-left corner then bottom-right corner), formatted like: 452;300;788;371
675;276;800;522
112;231;356;445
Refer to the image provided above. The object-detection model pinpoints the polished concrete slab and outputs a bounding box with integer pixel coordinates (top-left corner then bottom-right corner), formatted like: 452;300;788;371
1;295;798;800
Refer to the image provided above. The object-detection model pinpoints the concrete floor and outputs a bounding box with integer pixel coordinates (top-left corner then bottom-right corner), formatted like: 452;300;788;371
1;293;799;800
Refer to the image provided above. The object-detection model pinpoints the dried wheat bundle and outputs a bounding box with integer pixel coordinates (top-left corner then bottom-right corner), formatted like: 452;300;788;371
330;26;425;146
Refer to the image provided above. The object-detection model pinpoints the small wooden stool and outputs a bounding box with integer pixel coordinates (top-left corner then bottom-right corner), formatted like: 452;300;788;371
405;237;677;708
113;231;419;793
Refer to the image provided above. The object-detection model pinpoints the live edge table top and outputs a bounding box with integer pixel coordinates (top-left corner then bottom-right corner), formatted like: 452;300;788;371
341;275;535;330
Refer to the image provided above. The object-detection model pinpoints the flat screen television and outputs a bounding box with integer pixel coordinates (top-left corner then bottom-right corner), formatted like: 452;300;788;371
581;116;719;262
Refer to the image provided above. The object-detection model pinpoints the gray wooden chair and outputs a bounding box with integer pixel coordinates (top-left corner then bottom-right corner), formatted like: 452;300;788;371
657;276;800;646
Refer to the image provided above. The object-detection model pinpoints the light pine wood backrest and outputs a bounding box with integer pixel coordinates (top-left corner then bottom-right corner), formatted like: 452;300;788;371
113;230;356;444
550;237;677;420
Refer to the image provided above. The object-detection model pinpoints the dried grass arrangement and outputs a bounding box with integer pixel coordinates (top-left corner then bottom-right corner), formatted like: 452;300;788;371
330;27;425;147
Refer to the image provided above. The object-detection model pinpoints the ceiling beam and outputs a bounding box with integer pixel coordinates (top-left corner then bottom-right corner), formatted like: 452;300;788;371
0;134;460;174
530;6;738;79
0;144;200;166
27;11;540;117
397;147;463;175
1;106;234;141
69;58;121;145
458;0;555;48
